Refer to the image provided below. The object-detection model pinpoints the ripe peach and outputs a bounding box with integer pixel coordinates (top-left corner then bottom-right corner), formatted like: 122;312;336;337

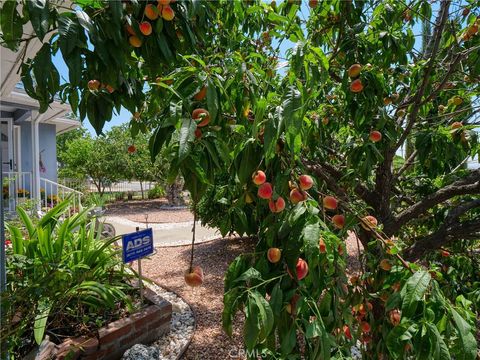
343;325;352;340
193;86;207;101
88;79;100;91
322;117;329;125
308;0;318;7
298;174;313;190
127;145;136;153
162;5;175;21
383;97;392;105
194;128;202;139
192;108;210;127
361;215;378;230
267;248;281;263
257;182;273;199
269;196;285;213
104;84;115;93
369;130;382;143
332;214;345;229
323;195;338;210
451;121;463;129
467;24;478;36
360;321;371;333
350;79;363;93
294;258;309;280
319;238;327;253
290;188;307;204
129;35;142;47
389;309;401;326
158;0;170;5
144;4;159;20
252;170;266;185
440;249;450;257
347;63;362;78
139;21;152;36
379;259;392;271
184;266;204;287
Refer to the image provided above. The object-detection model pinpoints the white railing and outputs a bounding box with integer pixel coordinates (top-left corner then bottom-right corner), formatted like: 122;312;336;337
2;171;33;213
40;177;83;216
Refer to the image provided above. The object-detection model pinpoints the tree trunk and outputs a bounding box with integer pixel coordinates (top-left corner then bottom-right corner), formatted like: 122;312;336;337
166;177;184;206
140;181;144;199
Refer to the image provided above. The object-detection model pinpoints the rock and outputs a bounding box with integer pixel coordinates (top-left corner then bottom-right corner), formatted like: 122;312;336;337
122;344;160;360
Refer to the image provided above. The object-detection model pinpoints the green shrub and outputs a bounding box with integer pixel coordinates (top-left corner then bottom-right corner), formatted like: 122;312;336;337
147;183;165;199
2;198;135;357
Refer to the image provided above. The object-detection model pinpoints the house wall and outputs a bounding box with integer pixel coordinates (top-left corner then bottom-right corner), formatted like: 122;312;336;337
20;122;57;184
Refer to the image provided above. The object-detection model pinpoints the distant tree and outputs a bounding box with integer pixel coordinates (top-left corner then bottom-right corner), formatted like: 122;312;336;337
60;134;126;196
57;127;86;177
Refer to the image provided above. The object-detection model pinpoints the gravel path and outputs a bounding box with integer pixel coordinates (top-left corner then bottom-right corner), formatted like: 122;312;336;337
142;237;255;360
106;199;194;224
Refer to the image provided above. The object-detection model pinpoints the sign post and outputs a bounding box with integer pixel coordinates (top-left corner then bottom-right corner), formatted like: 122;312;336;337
122;227;154;304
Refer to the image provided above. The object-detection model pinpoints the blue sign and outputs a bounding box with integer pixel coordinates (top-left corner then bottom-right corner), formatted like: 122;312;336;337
122;228;154;263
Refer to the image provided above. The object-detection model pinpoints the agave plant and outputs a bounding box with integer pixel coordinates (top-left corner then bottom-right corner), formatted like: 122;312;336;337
2;197;135;357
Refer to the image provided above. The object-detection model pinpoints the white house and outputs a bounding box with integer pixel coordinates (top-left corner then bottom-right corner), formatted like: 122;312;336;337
1;36;82;214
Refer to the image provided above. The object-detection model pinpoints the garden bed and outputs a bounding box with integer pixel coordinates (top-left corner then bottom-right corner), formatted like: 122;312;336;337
30;286;172;360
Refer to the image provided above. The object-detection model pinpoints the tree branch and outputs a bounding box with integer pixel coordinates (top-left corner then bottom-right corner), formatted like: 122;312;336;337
404;217;480;261
394;150;417;181
394;169;480;230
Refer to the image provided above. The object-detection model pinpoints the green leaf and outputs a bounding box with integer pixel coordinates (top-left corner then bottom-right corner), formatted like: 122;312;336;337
178;118;196;162
34;299;52;345
222;288;242;336
149;125;175;162
269;283;283;317
244;297;260;351
450;308;477;360
282;86;303;155
235;268;262;283
426;323;451;360
207;78;219;122
251;291;274;340
26;0;50;41
0;0;23;50
401;270;431;317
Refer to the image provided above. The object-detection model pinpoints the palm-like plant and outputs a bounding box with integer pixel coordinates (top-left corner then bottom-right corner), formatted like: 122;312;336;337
3;197;135;357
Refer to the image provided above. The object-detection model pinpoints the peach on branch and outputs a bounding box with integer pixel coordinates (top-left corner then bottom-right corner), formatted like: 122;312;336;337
319;238;327;253
290;258;309;280
129;36;142;47
139;21;152;36
184;266;204;287
290;188;307;204
332;214;345;229
267;248;281;263
161;5;175;21
308;0;318;7
193;86;207;101
379;259;392;271
347;63;362;78
127;145;136;153
452;96;463;106
323;195;338;210
257;182;273;199
88;79;100;91
361;215;378;231
343;325;352;340
440;249;450;257
125;24;136;36
350;79;363;93
360;321;371;333
298;174;313;190
369;130;382;143
269;196;285;213
252;170;266;185
451;121;463;129
144;4;159;20
158;0;171;4
192;108;210;127
389;309;401;326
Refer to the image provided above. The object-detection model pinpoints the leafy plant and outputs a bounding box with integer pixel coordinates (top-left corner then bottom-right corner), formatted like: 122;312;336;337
2;198;135;357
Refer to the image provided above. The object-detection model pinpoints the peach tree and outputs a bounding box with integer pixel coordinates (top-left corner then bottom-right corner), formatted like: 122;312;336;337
1;0;479;358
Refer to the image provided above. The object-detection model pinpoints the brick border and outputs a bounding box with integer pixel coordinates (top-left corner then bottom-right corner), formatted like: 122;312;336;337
41;284;172;360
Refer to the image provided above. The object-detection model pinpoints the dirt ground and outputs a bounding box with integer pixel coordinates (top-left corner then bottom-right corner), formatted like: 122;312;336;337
142;236;254;360
105;198;194;223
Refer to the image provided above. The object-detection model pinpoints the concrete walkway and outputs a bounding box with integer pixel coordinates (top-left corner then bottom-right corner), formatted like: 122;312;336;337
105;216;220;247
